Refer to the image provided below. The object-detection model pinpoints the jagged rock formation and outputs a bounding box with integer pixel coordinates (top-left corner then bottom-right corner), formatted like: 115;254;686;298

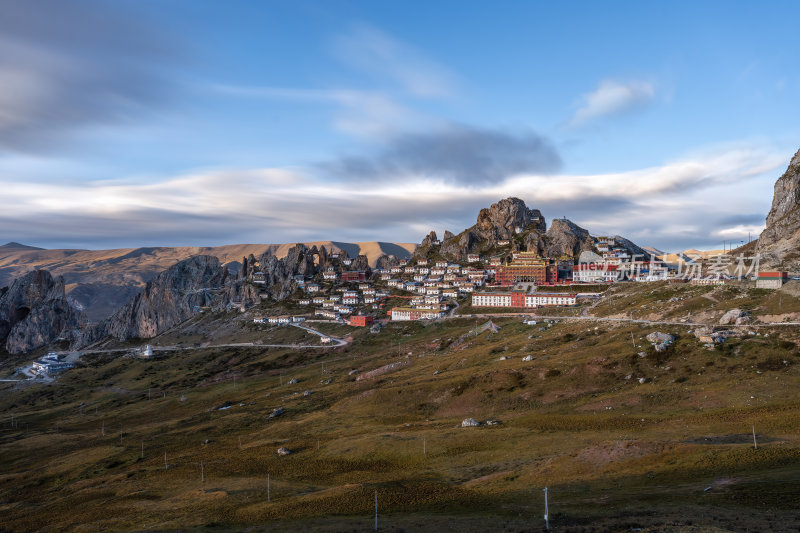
613;235;652;259
428;198;547;261
543;218;594;258
0;269;81;354
418;197;647;263
757;148;800;267
375;254;400;269
475;197;546;241
79;255;229;347
0;240;414;321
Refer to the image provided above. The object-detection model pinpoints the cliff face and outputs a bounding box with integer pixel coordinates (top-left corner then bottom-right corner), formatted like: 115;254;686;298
757;148;800;267
80;255;229;346
0;269;81;354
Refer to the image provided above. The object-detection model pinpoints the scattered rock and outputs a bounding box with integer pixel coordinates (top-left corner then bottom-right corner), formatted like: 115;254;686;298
461;418;480;427
268;407;284;419
288;378;299;384
433;370;441;375
485;419;501;426
276;447;291;456
303;390;311;396
348;369;359;376
522;355;534;361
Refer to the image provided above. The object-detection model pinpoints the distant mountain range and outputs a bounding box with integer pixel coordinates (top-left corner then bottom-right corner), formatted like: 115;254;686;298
0;241;415;321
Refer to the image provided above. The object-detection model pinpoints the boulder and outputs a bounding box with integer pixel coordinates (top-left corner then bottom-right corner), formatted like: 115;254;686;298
719;308;748;325
276;447;292;456
646;332;674;344
461;418;480;427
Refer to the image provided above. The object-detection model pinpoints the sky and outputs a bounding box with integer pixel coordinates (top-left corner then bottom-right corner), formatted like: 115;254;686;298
2;0;800;252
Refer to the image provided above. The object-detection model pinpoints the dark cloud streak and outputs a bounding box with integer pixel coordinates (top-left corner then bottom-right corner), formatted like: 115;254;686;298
321;124;562;185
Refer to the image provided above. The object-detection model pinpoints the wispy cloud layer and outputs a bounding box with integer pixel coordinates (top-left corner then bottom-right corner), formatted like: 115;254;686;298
332;24;456;97
0;0;177;153
0;144;785;251
568;79;656;126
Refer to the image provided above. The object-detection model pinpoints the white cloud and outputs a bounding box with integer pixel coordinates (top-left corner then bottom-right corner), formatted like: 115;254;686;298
568;79;656;126
713;224;766;239
0;143;786;252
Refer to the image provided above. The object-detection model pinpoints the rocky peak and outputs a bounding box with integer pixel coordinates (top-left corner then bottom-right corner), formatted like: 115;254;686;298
0;269;82;354
420;231;439;248
475;197;546;242
543;218;594;258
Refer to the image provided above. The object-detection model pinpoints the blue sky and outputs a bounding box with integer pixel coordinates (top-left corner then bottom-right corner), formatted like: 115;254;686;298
2;0;799;251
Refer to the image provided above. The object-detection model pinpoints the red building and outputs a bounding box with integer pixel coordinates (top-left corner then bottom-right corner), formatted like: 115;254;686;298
341;271;367;282
495;252;557;286
349;315;375;327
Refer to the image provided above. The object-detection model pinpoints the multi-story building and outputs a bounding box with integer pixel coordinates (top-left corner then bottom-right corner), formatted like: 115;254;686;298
349;315;375;327
472;291;576;308
495;251;557;285
390;307;446;321
342;271;367;282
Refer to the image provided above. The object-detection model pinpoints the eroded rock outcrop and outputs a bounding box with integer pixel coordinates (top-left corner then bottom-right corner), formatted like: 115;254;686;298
79;255;229;346
417;197;646;262
544;218;594;258
757;148;800;267
422;197;547;261
0;270;81;353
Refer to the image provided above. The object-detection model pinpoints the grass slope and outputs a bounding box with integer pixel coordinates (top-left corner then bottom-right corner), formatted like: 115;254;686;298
1;284;800;531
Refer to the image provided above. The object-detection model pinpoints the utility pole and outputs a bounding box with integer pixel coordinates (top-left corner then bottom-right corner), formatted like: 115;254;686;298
630;331;635;349
164;451;168;470
267;473;271;502
753;424;758;450
101;419;104;437
200;461;204;483
543;487;550;532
